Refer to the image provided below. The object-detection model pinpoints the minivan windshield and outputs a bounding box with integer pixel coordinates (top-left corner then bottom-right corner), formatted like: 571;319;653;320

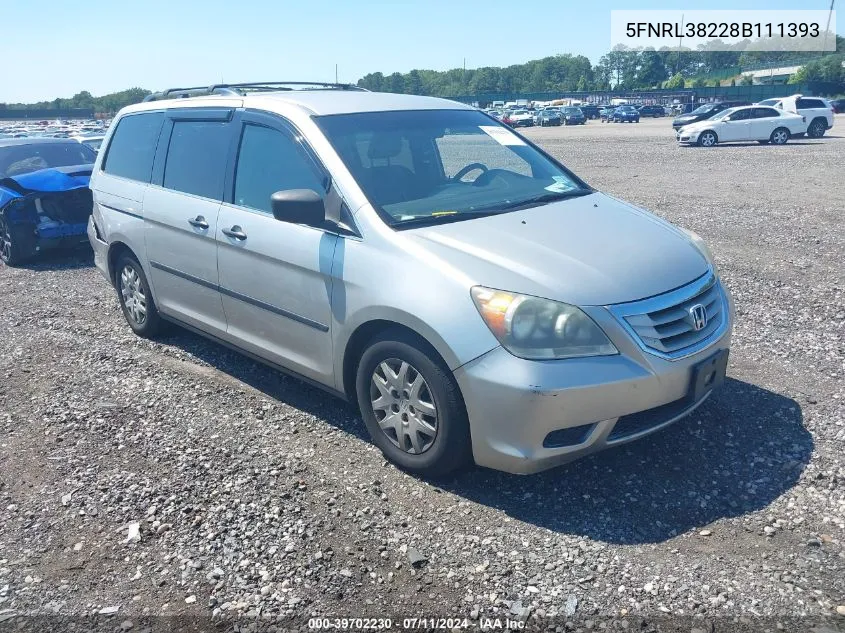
316;109;590;228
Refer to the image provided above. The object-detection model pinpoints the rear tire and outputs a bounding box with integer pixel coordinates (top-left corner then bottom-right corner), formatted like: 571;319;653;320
770;127;790;145
115;253;162;338
355;329;472;478
807;118;827;138
0;216;36;267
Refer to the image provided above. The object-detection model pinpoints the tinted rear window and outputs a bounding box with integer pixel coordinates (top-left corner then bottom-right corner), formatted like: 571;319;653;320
162;120;231;200
102;112;164;182
796;98;826;109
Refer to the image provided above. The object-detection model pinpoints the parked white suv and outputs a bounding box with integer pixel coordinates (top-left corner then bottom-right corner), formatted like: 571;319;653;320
759;94;834;138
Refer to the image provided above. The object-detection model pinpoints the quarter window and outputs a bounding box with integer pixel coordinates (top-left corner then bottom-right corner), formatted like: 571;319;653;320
162;120;232;200
233;124;325;214
102;112;164;182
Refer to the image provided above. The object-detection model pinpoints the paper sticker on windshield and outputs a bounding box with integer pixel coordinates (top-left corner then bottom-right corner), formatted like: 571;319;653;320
544;176;578;194
479;125;526;146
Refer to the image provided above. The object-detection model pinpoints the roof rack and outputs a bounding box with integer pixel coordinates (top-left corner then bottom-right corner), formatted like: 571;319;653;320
143;81;368;102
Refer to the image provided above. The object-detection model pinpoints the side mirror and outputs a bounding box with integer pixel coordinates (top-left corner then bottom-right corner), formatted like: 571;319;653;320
270;189;325;226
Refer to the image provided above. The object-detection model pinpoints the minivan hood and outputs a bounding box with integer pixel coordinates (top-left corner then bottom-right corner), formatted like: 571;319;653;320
405;192;708;306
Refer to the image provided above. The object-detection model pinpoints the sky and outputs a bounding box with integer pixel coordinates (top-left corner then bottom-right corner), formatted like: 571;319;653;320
1;0;838;103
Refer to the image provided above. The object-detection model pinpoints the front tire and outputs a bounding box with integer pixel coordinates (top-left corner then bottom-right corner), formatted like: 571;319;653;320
0;216;36;266
355;330;472;477
770;127;790;145
698;130;718;147
115;253;162;337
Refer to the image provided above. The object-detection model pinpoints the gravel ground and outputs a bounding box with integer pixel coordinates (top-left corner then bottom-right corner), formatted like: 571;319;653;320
1;116;844;633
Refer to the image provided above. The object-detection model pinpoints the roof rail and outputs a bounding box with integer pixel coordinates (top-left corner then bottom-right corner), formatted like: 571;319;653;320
143;81;368;102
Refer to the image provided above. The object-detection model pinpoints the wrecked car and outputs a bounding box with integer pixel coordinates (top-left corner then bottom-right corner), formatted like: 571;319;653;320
0;138;96;265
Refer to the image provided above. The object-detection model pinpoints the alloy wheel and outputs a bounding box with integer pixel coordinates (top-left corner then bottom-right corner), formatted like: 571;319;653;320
808;121;825;138
772;129;789;145
120;264;147;325
370;358;438;455
700;132;717;147
0;217;11;263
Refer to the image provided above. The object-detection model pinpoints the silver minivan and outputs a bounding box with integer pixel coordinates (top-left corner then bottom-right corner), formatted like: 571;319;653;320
88;82;733;476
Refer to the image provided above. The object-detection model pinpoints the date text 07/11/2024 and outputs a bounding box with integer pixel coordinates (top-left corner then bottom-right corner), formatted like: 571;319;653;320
307;617;526;630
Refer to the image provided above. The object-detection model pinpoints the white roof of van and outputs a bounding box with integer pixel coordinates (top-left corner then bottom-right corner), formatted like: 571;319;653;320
122;90;474;117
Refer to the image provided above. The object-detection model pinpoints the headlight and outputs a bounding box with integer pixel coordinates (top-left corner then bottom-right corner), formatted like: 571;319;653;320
470;287;618;360
681;228;719;277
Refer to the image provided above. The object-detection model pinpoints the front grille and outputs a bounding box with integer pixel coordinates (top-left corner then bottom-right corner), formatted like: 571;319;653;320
610;274;726;359
607;396;695;442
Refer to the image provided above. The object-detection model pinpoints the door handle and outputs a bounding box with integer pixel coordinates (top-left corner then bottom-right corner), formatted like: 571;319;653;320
222;225;247;240
188;215;209;230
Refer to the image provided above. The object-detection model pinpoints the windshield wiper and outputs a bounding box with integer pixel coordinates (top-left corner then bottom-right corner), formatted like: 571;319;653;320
390;189;593;230
392;209;506;230
489;189;592;212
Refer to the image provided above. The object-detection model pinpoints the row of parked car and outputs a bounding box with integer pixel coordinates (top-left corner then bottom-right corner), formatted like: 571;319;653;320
673;94;837;147
488;103;674;128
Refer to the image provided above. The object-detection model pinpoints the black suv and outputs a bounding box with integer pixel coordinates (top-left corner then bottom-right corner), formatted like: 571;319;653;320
672;101;750;130
637;105;664;118
579;105;600;119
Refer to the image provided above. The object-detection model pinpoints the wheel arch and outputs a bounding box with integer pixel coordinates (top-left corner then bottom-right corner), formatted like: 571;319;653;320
699;129;719;145
340;316;463;405
107;241;137;285
107;241;159;306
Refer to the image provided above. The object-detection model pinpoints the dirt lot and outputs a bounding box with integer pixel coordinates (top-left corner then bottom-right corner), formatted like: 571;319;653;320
1;116;843;632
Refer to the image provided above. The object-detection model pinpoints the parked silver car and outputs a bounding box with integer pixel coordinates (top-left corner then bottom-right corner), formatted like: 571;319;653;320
88;82;733;476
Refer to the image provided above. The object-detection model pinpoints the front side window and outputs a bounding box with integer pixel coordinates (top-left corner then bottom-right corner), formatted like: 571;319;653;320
162;120;231;200
102;112;164;182
725;108;751;121
752;107;780;119
316;109;589;228
233;124;325;214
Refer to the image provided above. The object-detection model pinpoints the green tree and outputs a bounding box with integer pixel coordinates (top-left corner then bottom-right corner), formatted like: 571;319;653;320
792;55;845;83
636;50;667;88
665;72;685;89
386;72;405;94
405;70;424;95
739;74;754;86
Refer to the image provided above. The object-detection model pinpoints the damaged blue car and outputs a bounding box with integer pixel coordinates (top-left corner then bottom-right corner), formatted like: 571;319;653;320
0;138;96;266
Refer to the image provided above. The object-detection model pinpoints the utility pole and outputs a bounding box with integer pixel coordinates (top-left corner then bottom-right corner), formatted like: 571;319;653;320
676;13;684;75
822;0;835;52
335;64;338;84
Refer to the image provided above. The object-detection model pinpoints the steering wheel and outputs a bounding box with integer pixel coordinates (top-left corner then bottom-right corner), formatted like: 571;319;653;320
451;162;488;182
471;168;512;188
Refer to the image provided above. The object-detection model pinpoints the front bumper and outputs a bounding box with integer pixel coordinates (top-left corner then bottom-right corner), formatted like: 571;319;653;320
455;281;734;474
676;128;701;144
